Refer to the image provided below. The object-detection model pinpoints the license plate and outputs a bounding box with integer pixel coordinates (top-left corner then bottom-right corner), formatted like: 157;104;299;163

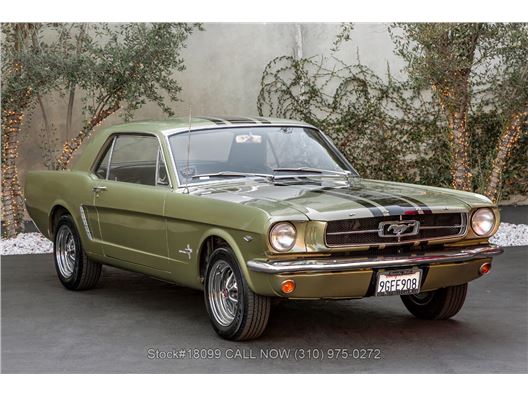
375;268;422;296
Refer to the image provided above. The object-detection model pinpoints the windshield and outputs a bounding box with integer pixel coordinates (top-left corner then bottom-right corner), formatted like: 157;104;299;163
169;126;356;183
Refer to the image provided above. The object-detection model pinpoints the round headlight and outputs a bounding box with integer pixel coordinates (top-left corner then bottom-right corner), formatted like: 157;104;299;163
471;208;495;236
269;222;297;252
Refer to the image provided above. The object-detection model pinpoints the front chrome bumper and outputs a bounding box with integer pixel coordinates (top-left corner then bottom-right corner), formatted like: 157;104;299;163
247;244;504;274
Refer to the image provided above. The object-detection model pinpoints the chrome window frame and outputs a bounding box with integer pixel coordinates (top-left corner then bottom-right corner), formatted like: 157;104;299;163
90;132;173;189
154;146;170;187
91;135;116;180
105;137;116;180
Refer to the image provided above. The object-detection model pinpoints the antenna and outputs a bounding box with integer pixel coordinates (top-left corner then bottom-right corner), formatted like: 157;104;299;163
184;106;192;193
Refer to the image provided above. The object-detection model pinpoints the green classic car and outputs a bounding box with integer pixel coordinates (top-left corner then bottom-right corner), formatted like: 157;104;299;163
25;116;503;340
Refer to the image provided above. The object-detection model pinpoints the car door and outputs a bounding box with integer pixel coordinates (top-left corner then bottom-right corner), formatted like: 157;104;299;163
91;133;171;273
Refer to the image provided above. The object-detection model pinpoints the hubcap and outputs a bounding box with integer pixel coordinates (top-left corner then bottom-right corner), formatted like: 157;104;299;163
55;225;76;278
207;260;239;327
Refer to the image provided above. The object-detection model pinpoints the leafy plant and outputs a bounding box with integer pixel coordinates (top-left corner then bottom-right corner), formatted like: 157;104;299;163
1;23;61;237
258;24;527;203
1;23;200;237
258;55;451;185
40;23;202;170
390;23;528;201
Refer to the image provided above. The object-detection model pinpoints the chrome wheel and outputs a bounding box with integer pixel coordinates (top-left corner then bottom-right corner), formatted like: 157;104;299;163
55;225;76;278
207;260;239;327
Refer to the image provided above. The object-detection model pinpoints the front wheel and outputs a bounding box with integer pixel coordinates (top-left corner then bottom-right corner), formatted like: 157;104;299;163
401;283;468;320
204;247;271;341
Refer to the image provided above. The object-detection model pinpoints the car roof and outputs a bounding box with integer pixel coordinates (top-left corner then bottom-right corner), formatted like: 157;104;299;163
103;116;314;136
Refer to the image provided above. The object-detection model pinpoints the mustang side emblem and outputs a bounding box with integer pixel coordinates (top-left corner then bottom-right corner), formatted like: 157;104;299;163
378;220;420;237
178;244;193;260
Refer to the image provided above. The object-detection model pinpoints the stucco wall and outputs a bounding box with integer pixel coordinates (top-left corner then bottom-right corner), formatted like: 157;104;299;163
18;23;405;179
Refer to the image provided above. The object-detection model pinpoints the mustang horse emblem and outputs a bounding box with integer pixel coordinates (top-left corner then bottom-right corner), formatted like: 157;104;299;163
387;223;414;235
380;220;420;237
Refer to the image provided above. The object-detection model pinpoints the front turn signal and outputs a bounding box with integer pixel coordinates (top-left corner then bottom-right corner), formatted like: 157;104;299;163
281;279;296;294
479;262;492;275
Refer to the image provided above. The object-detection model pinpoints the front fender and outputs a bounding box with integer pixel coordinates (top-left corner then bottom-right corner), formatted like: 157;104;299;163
197;227;268;293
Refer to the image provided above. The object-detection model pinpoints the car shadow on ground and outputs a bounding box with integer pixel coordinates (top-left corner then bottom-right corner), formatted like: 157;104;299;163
97;265;475;342
95;263;490;363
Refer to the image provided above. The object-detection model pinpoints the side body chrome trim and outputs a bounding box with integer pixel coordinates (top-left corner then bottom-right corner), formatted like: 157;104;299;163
247;244;504;274
79;205;93;240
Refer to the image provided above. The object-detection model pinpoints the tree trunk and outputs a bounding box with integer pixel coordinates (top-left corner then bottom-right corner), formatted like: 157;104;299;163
485;110;527;203
436;89;473;192
1;108;25;238
65;86;75;140
37;94;57;170
55;101;120;170
427;26;480;193
64;24;86;140
449;109;472;191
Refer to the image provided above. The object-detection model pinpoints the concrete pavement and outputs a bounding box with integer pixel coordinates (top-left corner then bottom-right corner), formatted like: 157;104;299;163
1;247;527;373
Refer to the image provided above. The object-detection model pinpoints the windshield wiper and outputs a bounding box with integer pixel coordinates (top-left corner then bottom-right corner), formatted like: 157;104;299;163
191;171;272;180
190;168;353;184
272;167;351;177
272;167;354;186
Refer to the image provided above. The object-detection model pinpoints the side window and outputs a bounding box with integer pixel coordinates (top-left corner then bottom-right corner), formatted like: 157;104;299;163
107;135;160;186
94;138;114;179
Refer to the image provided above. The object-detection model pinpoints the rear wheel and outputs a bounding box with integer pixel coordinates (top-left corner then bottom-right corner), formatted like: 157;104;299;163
401;283;468;320
53;214;101;290
204;247;270;341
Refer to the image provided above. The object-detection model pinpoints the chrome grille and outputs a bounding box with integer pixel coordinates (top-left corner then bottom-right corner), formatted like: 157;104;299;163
325;213;467;247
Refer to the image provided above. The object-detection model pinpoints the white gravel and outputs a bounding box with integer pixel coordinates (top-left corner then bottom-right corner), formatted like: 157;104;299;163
489;223;528;247
1;233;53;255
1;223;527;255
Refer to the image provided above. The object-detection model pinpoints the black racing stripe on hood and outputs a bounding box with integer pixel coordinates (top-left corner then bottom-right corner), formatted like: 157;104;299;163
223;116;257;124
394;195;433;214
254;117;272;124
326;187;419;216
359;180;434;214
349;188;423;214
313;188;385;217
198;116;226;125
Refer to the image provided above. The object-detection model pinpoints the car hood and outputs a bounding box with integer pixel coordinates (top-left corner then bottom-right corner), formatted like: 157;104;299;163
189;177;493;221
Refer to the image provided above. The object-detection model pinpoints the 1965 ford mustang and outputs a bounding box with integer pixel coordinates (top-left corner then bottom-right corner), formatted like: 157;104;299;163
25;116;503;340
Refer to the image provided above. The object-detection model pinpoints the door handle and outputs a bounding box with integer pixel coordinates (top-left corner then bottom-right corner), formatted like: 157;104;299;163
92;186;107;193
